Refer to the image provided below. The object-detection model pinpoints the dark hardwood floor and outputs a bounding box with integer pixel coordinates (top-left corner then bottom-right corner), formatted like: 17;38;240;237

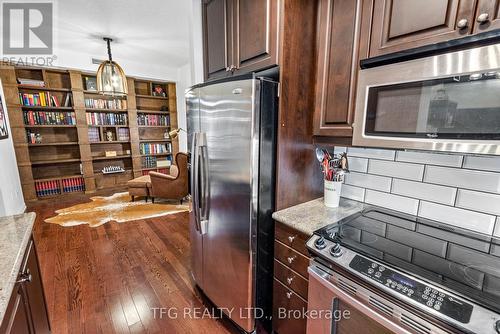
28;190;242;334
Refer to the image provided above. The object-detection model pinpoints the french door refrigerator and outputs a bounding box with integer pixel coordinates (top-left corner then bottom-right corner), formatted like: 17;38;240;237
186;74;277;333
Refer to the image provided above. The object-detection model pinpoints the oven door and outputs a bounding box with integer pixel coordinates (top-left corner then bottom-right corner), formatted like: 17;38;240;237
353;43;500;155
307;264;452;334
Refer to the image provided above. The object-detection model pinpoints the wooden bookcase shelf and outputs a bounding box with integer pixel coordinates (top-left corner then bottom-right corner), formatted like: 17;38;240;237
1;65;179;201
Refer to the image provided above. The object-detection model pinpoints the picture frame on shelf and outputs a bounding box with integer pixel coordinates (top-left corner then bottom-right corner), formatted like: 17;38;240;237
85;76;98;91
152;84;166;97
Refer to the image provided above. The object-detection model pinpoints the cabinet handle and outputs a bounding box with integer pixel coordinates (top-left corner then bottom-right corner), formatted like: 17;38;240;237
288;235;296;243
457;18;468;29
17;272;32;283
477;13;490;23
286;276;294;285
287;256;296;264
286;292;293;299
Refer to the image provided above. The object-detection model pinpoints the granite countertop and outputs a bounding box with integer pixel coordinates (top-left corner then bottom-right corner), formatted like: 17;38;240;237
272;197;364;236
0;212;36;326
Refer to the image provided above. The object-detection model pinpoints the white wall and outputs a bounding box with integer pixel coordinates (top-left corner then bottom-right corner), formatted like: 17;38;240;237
0;80;25;216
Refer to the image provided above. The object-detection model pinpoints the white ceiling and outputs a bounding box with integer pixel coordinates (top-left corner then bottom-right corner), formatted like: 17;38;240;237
53;0;193;79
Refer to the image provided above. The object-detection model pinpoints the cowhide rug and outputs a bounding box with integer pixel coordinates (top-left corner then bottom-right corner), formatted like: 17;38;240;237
45;192;189;227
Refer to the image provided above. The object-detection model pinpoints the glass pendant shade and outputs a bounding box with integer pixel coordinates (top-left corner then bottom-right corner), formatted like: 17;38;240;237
96;60;128;96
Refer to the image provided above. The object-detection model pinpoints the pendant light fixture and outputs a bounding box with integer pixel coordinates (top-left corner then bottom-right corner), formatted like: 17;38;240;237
96;37;128;96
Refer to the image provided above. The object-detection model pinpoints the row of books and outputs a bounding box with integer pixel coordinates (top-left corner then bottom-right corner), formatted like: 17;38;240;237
142;169;169;176
140;143;171;155
35;177;85;197
86;112;128;125
142;156;158;168
24;111;76;126
19;92;71;107
85;98;127;110
26;130;40;144
117;128;130;141
17;78;45;87
137;114;170;126
88;127;100;142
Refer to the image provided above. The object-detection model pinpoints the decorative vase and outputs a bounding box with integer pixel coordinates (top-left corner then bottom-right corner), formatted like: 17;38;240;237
324;180;342;208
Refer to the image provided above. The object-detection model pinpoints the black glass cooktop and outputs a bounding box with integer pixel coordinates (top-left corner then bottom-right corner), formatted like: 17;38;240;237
315;207;500;314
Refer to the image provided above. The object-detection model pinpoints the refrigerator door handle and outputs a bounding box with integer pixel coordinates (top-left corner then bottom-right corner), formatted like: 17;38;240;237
198;132;209;235
190;133;202;232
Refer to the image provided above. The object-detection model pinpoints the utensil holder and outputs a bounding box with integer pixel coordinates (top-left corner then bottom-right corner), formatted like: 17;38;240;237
324;180;342;208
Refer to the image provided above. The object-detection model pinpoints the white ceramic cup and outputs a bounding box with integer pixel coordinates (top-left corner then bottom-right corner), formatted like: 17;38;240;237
324;180;342;208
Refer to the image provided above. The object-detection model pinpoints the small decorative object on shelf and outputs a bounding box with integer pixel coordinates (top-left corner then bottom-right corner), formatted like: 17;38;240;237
102;166;125;174
164;130;170;139
105;150;117;157
160;105;168;112
106;130;114;141
35;133;42;144
26;130;43;144
316;148;349;208
84;76;97;91
152;84;167;97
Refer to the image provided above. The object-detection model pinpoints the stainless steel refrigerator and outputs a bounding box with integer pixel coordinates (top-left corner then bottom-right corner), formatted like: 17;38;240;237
186;74;278;333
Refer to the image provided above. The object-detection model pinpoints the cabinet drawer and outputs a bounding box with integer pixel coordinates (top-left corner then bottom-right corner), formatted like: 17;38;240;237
274;240;309;278
273;278;307;334
275;222;308;256
274;259;308;300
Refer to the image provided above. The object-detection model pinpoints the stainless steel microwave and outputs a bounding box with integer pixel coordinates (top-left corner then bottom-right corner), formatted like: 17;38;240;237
353;43;500;155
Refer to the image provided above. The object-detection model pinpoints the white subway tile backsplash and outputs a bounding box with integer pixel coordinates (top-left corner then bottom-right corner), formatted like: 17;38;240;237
349;157;368;173
463;155;500;172
344;172;392;192
340;184;365;202
396;151;463;167
391;179;456;205
424;166;500;194
335;145;500;236
418;201;496;235
368;160;424;181
365;190;419;215
494;218;500;238
347;147;395;160
456;190;500;216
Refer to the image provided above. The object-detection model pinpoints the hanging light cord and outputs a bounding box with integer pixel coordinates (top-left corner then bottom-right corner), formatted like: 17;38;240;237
104;37;113;61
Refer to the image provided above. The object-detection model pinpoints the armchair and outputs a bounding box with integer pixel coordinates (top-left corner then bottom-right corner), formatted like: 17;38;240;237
149;152;189;203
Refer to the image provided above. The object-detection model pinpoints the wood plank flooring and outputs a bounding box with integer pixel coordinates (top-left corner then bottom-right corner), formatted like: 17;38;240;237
28;191;241;334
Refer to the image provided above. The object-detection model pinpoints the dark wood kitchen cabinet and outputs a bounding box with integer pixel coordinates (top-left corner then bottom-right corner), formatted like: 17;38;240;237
0;238;50;334
273;222;310;334
473;0;500;33
202;0;232;81
202;0;279;81
313;0;362;138
368;0;476;57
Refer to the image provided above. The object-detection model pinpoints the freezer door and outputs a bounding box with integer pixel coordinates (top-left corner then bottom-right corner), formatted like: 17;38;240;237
186;88;203;287
199;78;260;333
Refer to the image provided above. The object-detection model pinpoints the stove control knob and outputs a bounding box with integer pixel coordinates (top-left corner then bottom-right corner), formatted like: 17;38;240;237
495;320;500;333
330;243;343;257
314;237;327;250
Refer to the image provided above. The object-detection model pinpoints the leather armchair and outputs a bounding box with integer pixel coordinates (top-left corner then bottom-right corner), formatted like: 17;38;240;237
149;152;189;203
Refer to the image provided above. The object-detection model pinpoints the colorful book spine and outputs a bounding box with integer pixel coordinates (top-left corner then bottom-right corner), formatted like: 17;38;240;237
23;111;76;125
84;98;127;110
86;112;127;125
35;177;85;197
139;143;170;155
18;92;69;107
137;114;170;126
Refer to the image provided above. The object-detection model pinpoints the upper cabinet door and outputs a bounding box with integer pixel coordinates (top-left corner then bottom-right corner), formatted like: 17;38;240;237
314;0;360;137
369;0;476;57
203;0;232;81
473;0;500;33
233;0;280;73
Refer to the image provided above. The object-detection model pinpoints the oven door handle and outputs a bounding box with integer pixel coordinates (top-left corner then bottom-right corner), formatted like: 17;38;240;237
308;266;413;334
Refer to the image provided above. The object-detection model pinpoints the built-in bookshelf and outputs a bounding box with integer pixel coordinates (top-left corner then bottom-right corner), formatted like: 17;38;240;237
0;64;178;201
